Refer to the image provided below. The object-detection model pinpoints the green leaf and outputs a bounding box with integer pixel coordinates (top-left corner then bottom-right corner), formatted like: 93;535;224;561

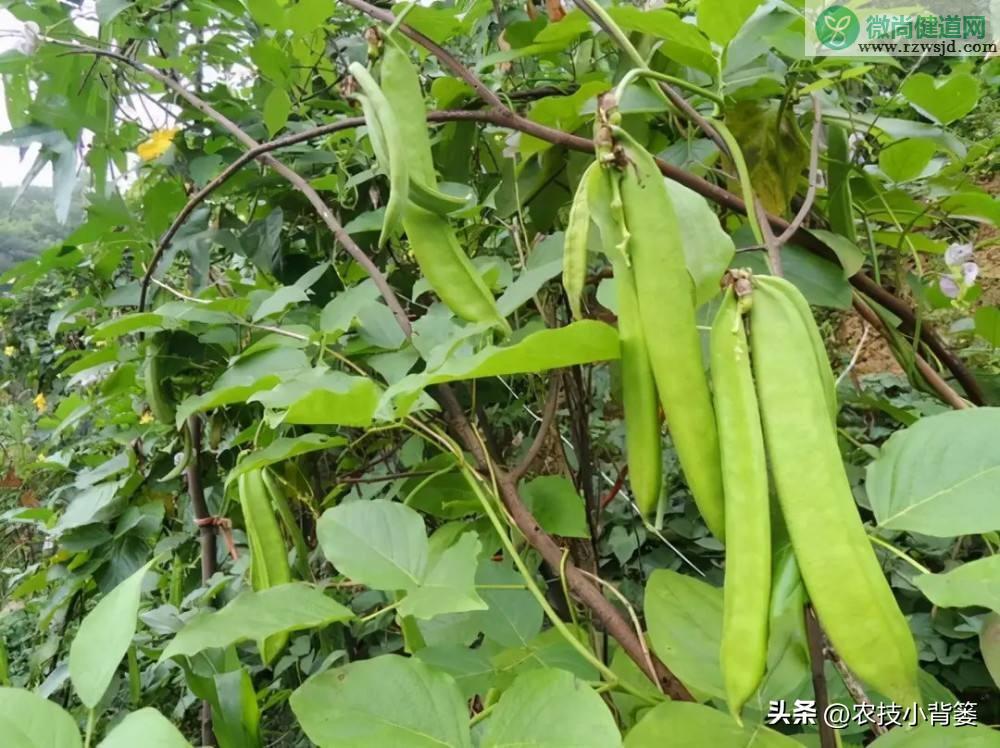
226;434;345;485
609;7;715;74
901;72;981;125
70;559;155;708
981;613;1000;691
249;368;381;426
867;408;1000;535
161;583;352;660
317;500;428;590
940;191;1000;226
381;321;620;416
624;701;802;747
644;569;724;700
252;285;309;321
520;476;590;538
868;725;1000;747
415;645;495;700
290;656;472;748
472;561;543;647
480;669;620;747
666;180;735;307
176;347;310;424
807;229;866;277
262;87;292;136
399;533;487;620
0;687;81;748
696;0;763;45
913;556;1000;613
736;243;852;309
878;138;938;183
99;708;191;748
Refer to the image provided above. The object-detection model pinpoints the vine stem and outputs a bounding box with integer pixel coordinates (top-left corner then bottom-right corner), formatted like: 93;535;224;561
83;709;95;748
867;533;932;575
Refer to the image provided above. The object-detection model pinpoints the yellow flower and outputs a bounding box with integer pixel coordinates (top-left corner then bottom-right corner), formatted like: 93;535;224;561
140;411;155;425
32;392;47;412
3;345;14;356
137;127;181;161
37;453;47;462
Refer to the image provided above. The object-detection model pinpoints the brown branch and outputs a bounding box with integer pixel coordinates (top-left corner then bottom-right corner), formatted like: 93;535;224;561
433;384;694;701
828;647;888;737
805;606;837;748
184;415;216;747
511;376;561;482
852;296;969;410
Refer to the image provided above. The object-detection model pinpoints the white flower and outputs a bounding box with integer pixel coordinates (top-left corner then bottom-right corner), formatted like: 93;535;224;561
961;261;979;286
944;242;973;267
16;22;40;56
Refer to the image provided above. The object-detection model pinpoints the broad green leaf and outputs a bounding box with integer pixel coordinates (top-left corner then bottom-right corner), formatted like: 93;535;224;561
940;191;1000;226
981;613;1000;691
381;321;619;416
70;559;155;708
480;669;620;748
491;626;600;685
913;556;1000;613
93;312;165;339
262;87;291;136
415;645;495;700
697;0;763;45
0;687;81;748
99;708;191;748
520;476;590;538
176;347;310;424
867;408;1000;535
226;434;346;485
55;478;127;531
290;656;472;748
879;138;937;183
808;229;866;277
252;284;309;321
901;72;981;125
161;583;352;660
666;180;735;307
868;725;1000;747
399;533;487;620
624;701;802;747
736;243;852;309
609;7;715;74
317;500;428;590
472;560;543;648
644;569;724;700
249;368;381;426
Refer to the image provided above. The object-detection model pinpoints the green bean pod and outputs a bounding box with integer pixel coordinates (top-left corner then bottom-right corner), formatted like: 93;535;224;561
348;62;408;248
756;276;837;425
612;127;725;537
563;161;598;321
402;203;510;334
711;287;770;719
238;467;292;663
144;334;175;424
375;41;508;333
750;280;919;707
588;166;662;514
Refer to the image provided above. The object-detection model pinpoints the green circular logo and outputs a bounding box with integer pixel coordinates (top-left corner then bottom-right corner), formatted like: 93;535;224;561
816;6;860;49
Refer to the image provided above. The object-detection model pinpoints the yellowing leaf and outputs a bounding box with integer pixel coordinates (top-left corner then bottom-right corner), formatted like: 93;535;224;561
136;128;180;161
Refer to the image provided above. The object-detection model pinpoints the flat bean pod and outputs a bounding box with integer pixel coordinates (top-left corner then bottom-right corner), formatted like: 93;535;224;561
588;165;662;514
348;62;408;248
612;127;725;537
711;287;770;718
562;162;598;321
750;280;919;707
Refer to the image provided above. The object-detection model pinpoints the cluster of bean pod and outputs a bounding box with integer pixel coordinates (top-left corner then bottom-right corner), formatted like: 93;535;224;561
564;106;919;719
713;272;919;716
349;34;509;334
564;100;725;538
